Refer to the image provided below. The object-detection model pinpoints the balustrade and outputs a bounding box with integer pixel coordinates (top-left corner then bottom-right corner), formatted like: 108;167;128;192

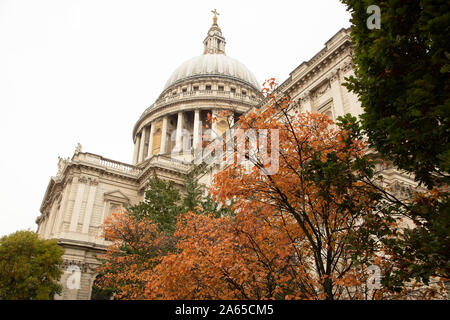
75;153;143;176
140;89;261;119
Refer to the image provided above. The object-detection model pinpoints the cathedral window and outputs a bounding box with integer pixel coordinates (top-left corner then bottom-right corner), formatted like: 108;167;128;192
193;86;199;91
325;110;333;120
205;85;212;91
242;90;247;96
230;87;236;94
218;85;224;91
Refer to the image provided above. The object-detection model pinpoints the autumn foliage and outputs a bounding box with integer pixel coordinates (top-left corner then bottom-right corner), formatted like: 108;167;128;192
95;211;168;299
151;85;372;299
95;79;447;300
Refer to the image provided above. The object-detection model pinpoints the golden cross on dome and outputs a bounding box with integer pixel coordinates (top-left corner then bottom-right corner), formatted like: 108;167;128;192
211;9;219;24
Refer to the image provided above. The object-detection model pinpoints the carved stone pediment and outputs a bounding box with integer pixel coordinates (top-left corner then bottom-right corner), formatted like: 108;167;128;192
103;190;130;204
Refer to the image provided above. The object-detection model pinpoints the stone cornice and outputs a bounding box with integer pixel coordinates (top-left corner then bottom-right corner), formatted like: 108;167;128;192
137;154;191;190
277;28;353;97
161;74;261;98
37;151;195;224
58;238;108;254
39;174;74;215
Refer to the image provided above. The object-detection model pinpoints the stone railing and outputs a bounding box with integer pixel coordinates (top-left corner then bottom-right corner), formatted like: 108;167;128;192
73;153;143;177
148;154;192;172
139;90;262;120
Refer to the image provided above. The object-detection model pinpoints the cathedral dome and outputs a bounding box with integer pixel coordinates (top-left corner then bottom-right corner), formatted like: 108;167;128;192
164;54;260;91
132;12;263;165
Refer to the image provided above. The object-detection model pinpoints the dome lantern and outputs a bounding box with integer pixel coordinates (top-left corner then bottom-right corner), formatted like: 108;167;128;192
162;10;260;91
203;9;226;55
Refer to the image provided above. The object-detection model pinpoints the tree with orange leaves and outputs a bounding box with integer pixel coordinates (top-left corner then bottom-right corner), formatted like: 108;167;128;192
147;208;310;299
94;211;167;299
94;174;183;299
96;78;447;300
143;79;392;300
202;79;386;299
94;171;230;299
206;79;447;299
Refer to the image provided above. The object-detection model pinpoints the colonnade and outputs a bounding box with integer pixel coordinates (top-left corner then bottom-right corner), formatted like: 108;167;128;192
133;109;207;165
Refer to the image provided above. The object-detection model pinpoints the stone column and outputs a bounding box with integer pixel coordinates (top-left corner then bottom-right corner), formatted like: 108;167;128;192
146;123;154;159
229;112;235;127
175;111;184;152
98;201;108;237
193;109;200;150
40;219;48;237
300;91;313;113
69;177;86;233
138;127;147;163
330;70;345;118
53;182;72;236
160;116;168;154
211;109;218;139
45;201;58;238
81;181;98;234
133;134;141;165
42;205;51;238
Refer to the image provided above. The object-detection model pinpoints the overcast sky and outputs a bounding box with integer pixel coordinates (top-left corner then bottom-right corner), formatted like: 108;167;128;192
0;0;351;237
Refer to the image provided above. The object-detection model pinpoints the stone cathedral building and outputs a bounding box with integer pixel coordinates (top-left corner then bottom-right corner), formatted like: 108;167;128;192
36;13;415;299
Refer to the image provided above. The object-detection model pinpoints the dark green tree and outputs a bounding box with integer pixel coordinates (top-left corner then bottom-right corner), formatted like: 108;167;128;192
339;115;449;293
340;0;450;291
341;0;450;189
182;165;204;212
182;164;234;218
129;173;182;235
0;230;64;300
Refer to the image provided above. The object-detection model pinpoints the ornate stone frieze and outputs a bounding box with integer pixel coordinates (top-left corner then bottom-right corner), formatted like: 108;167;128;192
61;259;100;273
313;81;331;99
78;175;99;186
389;181;415;199
298;91;312;104
341;60;354;73
329;69;340;83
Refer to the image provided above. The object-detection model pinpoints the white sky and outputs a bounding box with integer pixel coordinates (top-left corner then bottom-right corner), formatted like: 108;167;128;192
0;0;350;236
